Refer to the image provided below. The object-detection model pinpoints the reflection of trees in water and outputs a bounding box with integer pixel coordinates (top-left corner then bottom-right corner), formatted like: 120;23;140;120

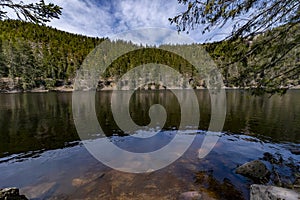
225;90;300;142
0;93;78;157
1;90;299;158
96;90;182;135
194;170;244;200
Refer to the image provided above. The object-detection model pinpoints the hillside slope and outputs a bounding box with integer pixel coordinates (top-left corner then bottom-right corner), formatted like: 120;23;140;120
0;20;104;91
0;20;299;92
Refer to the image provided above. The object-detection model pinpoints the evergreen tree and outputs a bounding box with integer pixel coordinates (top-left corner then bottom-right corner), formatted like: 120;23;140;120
0;37;8;77
170;0;300;94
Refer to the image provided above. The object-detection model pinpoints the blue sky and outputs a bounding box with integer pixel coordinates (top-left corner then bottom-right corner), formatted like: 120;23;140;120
44;0;232;43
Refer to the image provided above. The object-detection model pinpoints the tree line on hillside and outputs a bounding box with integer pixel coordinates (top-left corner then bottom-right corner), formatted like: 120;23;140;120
0;20;104;90
0;20;299;93
202;23;300;94
171;0;300;94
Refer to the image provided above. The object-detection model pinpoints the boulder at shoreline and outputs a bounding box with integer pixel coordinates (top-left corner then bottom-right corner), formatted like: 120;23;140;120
250;184;300;200
0;188;28;200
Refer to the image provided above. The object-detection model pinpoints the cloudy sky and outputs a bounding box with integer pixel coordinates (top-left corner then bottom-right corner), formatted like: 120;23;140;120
43;0;231;44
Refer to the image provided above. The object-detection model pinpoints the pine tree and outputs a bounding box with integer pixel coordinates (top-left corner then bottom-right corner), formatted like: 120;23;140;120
0;37;8;77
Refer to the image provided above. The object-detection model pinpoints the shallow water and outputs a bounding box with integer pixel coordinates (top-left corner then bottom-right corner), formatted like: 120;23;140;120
0;90;299;199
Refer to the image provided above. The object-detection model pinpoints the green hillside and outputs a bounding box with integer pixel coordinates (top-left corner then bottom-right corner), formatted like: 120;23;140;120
202;23;300;94
0;20;104;90
0;19;299;93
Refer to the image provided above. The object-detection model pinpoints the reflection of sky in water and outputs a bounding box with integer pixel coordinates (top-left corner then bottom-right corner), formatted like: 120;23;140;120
110;130;202;153
0;130;299;199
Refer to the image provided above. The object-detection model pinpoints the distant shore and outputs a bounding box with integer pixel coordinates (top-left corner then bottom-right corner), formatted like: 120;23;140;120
2;86;300;94
1;77;299;93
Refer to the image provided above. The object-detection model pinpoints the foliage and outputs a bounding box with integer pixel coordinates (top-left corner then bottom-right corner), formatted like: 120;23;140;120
0;20;299;92
0;20;104;90
203;24;300;94
169;0;299;38
170;0;300;94
0;0;62;24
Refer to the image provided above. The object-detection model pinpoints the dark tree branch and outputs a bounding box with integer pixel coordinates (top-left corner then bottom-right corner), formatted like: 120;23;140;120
170;0;300;94
0;0;62;24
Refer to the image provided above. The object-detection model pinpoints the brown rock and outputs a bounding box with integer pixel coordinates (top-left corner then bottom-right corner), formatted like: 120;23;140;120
178;191;202;200
250;184;300;200
21;182;56;199
236;160;270;181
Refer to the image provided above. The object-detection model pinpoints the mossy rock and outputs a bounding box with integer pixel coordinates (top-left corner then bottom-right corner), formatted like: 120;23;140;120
236;160;270;181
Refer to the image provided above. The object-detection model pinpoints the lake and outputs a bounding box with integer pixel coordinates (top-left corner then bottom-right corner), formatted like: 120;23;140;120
0;90;299;199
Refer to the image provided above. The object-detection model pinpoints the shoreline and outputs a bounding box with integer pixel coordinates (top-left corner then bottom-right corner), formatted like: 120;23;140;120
1;86;299;94
1;77;300;94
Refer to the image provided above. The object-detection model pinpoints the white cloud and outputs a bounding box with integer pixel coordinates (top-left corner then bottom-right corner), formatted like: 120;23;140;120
114;0;179;29
46;0;114;37
110;28;195;46
44;0;230;43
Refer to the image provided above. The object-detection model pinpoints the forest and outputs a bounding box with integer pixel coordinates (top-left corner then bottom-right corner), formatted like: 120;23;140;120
0;20;104;91
0;19;299;93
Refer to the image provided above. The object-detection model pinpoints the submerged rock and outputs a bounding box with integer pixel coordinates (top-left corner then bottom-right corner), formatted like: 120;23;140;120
178;191;217;200
290;149;300;155
250;184;300;200
0;188;28;200
178;191;202;200
262;152;281;164
236;160;270;181
21;182;56;199
294;177;300;192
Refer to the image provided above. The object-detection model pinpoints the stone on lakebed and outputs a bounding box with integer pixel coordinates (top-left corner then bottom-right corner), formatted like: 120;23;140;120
236;160;270;180
178;191;202;200
250;184;300;200
0;188;28;200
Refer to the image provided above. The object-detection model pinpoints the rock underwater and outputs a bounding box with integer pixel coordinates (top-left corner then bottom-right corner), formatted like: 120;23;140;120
0;188;28;200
